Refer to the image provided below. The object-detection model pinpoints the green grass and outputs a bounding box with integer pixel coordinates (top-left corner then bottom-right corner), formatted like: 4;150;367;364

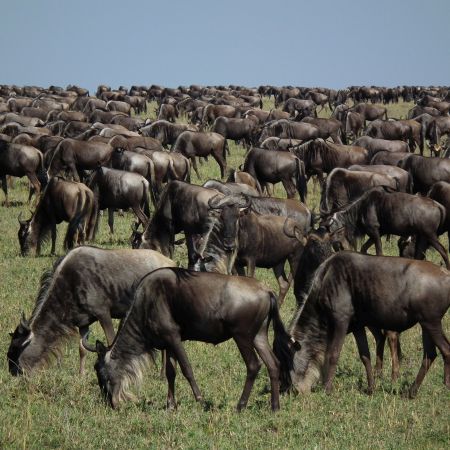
0;99;449;449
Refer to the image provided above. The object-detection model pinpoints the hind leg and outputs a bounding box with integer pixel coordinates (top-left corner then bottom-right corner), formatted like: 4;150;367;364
26;173;41;206
273;262;290;306
108;208;114;234
165;349;178;409
190;157;201;179
369;327;386;377
353;327;375;394
253;329;280;411
234;334;262;411
387;331;401;382
1;175;8;206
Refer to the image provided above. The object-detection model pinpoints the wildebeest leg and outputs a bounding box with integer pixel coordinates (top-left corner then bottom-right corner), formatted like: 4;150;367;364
98;315;116;346
273;262;290;305
168;339;203;404
387;331;401;382
131;205;148;228
360;238;374;254
108;208;114;234
253;330;280;411
367;229;382;255
1;175;8;206
353;327;375;394
413;235;427;260
409;326;438;398
211;152;226;179
50;222;57;255
282;180;295;199
331;132;343;145
234;335;262;411
369;327;386;376
186;234;197;270
27;173;41;206
428;237;450;269
165;349;177;409
190;157;201;179
78;325;90;375
323;320;348;394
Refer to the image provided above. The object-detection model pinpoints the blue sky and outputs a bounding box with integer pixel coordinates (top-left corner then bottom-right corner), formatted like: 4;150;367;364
1;0;449;94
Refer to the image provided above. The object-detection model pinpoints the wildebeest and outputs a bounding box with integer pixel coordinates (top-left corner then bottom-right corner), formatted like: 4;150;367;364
354;135;410;155
47;138;114;181
348;164;412;193
211;116;259;148
87;167;151;233
352;103;387;122
277;252;450;397
202;179;260;197
293;139;370;182
258;119;320;143
140;120;196;147
18;177;96;256
0;139;46;205
320;167;399;213
84;268;293;411
323;186;449;268
398;154;450;194
7;246;175;375
300;117;343;144
243;147;307;201
370;151;411;166
172;130;228;178
260;137;302;151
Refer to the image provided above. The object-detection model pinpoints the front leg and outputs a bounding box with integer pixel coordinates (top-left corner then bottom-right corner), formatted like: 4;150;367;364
50;222;57;255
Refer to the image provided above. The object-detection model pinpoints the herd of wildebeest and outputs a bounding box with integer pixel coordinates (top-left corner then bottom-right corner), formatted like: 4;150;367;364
2;82;450;412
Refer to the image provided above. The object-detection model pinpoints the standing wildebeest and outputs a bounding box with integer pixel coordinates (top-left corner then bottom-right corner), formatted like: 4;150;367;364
260;137;302;151
348;164;412;193
428;181;450;250
398;154;450;194
195;198;305;304
7;247;175;375
157;103;178;122
277;252;450;397
172;130;228;178
370;151;411;166
354;135;410;156
140;120;196;148
323;186;449;268
88;167;151;233
300;117;343;144
47;138;114;181
0;139;46;205
293;139;369;182
320;168;399;213
243;147;307;201
84;269;293;411
366;119;423;154
211;116;259;148
258;119;320;143
283;98;316;118
352;103;387;122
18;177;96;256
344;111;364;141
201;104;240;127
108;134;163;152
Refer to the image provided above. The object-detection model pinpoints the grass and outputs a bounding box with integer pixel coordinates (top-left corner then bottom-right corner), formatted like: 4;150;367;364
0;99;449;449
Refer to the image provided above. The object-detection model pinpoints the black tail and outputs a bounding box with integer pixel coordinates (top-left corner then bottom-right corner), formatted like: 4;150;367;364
295;158;308;203
270;293;295;392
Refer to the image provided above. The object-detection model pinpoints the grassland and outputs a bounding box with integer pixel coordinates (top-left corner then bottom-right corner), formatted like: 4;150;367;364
0;99;449;450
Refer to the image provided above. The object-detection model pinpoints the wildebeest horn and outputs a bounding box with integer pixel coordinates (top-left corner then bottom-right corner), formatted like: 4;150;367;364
208;194;225;209
81;331;97;353
208;193;251;210
17;212;28;225
20;312;30;330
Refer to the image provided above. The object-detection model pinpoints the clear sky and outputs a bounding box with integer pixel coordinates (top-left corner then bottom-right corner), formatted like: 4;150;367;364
1;0;449;94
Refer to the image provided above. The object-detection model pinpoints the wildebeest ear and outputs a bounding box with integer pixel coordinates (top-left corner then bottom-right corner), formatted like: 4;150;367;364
96;340;107;355
20;312;30;330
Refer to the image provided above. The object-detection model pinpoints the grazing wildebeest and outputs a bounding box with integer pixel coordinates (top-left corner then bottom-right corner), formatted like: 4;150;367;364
211;116;259;148
84;268;293;411
88;167;151;233
348;164;412;193
398;154;450;194
18;177;96;256
157;103;178;122
283;98;316;118
47;138;114;181
202;179;260;197
354;135;410;156
323;186;449;268
276;252;450;397
320;168;399;213
344;111;364;141
0;139;46;205
226;169;259;190
293;138;369;182
7;246;175;375
243;147;307;201
172;130;228;178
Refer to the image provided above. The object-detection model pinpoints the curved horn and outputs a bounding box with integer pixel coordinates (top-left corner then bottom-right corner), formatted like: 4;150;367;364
207;194;224;209
283;218;306;244
81;331;97;353
237;193;251;209
20;311;30;330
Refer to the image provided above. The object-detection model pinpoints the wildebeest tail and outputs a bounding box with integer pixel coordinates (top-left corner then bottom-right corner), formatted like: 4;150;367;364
37;151;48;188
270;293;295;392
146;160;158;208
142;180;151;220
295;157;307;203
64;191;85;250
223;139;229;160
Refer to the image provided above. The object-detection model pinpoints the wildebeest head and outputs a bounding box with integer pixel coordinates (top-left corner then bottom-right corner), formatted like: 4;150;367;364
207;194;251;252
17;212;33;256
92;340;116;408
319;213;351;251
7;313;32;376
130;223;143;249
